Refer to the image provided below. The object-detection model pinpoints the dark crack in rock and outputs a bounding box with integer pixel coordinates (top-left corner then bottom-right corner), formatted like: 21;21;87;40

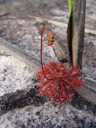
71;94;96;115
0;79;47;115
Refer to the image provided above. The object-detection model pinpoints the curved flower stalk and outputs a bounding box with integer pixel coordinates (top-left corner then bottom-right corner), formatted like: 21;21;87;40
36;27;84;103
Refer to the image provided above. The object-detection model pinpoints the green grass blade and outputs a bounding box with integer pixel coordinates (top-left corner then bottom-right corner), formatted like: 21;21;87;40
67;0;77;64
68;0;77;32
68;0;72;14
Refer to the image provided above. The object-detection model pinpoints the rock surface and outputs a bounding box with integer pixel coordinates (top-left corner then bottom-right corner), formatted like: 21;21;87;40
0;0;96;127
0;101;96;128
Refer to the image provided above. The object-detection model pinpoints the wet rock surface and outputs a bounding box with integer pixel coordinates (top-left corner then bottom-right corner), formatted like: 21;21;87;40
0;0;96;127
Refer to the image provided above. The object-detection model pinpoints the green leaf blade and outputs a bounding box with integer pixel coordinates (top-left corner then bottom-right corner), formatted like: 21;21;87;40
68;0;72;14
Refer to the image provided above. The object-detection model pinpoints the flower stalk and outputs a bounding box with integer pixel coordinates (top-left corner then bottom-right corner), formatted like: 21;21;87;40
40;27;55;80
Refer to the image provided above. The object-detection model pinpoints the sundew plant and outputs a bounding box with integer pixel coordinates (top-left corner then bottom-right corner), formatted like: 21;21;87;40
36;0;85;103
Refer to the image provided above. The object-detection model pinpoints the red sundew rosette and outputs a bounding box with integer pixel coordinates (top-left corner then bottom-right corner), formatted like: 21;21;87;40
37;61;84;103
36;27;84;103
